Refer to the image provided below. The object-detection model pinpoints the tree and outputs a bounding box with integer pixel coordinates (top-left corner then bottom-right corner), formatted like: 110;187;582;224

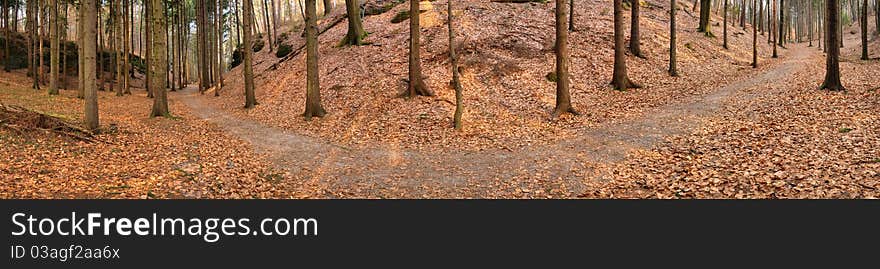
404;0;433;97
820;0;845;91
860;0;867;60
751;0;757;68
215;0;223;95
48;0;59;95
569;0;575;31
630;0;644;57
303;0;326;119
553;0;575;116
243;0;257;108
322;0;331;15
611;0;640;91
698;0;712;35
670;0;678;76
150;0;170;117
339;0;367;46
448;0;463;129
723;0;729;49
772;0;778;57
779;0;785;46
262;0;272;50
115;0;124;96
2;0;9;72
82;0;99;131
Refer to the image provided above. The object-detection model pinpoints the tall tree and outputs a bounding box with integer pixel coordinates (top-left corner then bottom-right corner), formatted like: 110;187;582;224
553;0;575;116
698;0;712;35
779;0;785;46
724;0;729;49
448;0;463;129
215;0;223;95
339;0;366;46
82;0;99;131
611;0;640;91
860;0;867;60
751;0;757;68
322;0;331;15
670;0;678;76
262;0;272;50
569;0;575;31
303;0;325;119
2;0;8;72
115;0;124;96
630;0;644;57
404;0;433;97
48;0;59;95
772;0;778;57
821;0;844;91
243;0;257;108
150;0;170;117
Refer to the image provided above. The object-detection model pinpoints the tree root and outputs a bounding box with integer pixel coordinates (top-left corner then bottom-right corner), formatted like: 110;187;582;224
0;103;103;143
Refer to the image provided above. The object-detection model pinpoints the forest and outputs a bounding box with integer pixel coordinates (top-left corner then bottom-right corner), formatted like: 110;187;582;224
0;0;878;198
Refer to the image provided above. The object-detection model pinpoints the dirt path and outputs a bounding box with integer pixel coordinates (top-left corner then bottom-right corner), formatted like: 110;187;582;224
175;45;817;198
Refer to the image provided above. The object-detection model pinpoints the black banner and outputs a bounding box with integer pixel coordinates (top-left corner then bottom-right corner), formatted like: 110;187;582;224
3;200;879;268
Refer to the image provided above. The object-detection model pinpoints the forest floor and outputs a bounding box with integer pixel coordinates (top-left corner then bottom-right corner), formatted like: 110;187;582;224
1;1;878;198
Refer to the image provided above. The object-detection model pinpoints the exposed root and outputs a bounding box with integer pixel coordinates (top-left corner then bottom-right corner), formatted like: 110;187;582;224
0;103;101;143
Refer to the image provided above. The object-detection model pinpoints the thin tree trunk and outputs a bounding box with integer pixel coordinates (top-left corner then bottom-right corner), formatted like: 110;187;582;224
698;0;712;35
751;0;757;68
553;0;575;116
49;0;59;94
243;0;257;108
630;0;644;57
569;0;575;31
448;0;463;129
860;0;867;60
724;0;729;49
670;0;678;76
322;0;332;16
612;0;640;90
773;0;778;57
216;0;223;95
263;0;273;50
83;0;98;131
405;0;432;97
303;0;325;119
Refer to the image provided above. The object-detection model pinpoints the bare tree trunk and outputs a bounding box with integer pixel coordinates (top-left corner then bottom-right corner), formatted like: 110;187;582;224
779;0;785;46
751;0;757;68
612;0;640;90
670;0;678;76
322;0;332;16
724;0;729;49
448;0;463;129
860;0;868;60
773;0;778;57
263;0;273;50
553;0;575;116
698;0;712;35
150;0;169;117
49;0;59;95
82;0;98;131
630;0;644;57
116;0;125;96
303;0;325;119
340;0;366;46
216;0;223;95
569;0;575;31
405;0;433;97
145;0;153;97
243;0;257;108
821;0;845;91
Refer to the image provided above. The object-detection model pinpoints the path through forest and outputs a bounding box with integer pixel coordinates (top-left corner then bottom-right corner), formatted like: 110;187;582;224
175;45;816;198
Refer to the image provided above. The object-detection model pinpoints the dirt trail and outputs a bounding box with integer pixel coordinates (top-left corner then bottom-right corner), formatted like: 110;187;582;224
175;46;817;198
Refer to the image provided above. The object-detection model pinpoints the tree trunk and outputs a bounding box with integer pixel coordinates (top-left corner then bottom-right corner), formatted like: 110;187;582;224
630;0;643;57
698;0;712;35
821;0;844;91
772;0;778;57
303;0;326;119
553;0;575;116
116;0;125;96
779;0;785;46
448;0;463;129
612;0;640;90
809;0;814;46
724;0;729;49
263;0;273;50
860;0;867;60
2;1;8;72
405;0;433;97
569;0;575;31
215;0;223;95
270;0;278;49
150;0;169;117
340;0;367;46
322;0;332;16
82;0;99;131
49;0;59;95
670;0;678;76
243;0;257;108
145;0;153;97
751;0;757;68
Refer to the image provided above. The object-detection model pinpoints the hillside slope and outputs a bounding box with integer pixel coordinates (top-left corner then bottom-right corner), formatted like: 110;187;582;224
206;0;781;151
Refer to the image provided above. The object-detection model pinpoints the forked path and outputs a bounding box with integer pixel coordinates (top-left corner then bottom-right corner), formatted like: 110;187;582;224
176;46;816;198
